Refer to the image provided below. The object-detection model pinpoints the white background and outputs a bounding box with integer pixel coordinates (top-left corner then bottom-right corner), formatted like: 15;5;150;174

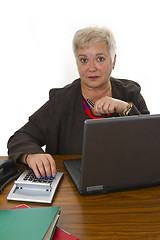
0;0;160;155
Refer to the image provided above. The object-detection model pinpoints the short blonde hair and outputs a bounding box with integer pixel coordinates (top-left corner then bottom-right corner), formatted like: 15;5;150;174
73;26;117;62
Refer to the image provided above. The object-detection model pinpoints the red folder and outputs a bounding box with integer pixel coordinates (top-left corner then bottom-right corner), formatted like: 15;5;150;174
52;227;79;240
11;204;30;209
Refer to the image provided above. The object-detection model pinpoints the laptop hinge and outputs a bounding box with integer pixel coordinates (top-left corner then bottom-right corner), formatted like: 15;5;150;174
87;185;103;192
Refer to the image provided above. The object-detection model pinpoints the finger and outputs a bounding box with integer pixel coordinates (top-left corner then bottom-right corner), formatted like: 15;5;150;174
32;165;41;179
101;102;110;113
46;155;57;177
26;155;42;178
28;160;41;178
94;101;104;113
36;159;47;178
41;156;53;178
108;104;115;113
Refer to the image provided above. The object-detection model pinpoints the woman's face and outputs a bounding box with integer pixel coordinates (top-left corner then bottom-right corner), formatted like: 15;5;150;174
76;41;115;90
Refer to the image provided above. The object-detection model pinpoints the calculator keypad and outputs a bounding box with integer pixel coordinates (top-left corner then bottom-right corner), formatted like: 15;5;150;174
23;170;54;184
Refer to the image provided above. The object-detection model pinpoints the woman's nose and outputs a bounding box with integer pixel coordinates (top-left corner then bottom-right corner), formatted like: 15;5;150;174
88;61;97;71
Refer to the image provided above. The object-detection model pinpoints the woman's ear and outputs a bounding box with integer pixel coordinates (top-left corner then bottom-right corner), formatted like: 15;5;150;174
113;54;116;69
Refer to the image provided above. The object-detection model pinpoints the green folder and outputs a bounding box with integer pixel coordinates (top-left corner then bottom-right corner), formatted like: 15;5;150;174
0;206;60;240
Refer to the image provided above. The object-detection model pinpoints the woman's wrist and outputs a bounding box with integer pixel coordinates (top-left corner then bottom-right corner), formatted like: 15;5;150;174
24;154;29;165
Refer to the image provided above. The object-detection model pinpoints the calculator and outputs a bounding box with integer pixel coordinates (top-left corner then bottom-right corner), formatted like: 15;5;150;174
7;170;63;203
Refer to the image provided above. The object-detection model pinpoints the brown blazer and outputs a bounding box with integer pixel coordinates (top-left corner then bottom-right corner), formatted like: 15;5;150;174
7;77;149;162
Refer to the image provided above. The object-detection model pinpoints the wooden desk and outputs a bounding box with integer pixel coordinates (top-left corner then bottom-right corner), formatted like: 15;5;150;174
1;155;160;239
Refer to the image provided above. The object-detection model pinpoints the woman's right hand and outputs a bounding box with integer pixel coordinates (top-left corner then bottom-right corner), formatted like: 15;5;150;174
23;153;57;178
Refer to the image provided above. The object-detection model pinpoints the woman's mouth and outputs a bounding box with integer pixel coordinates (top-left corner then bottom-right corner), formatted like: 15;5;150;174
88;76;99;80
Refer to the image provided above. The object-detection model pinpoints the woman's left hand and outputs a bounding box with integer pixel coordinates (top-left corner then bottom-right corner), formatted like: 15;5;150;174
94;96;129;115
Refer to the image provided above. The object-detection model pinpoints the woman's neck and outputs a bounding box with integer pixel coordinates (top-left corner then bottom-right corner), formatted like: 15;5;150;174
81;79;112;102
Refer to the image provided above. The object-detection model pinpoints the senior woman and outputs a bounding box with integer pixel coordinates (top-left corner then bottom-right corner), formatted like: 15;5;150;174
7;26;149;178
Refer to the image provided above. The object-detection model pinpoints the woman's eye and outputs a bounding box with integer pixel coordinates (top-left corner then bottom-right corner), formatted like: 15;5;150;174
80;58;88;63
97;57;105;62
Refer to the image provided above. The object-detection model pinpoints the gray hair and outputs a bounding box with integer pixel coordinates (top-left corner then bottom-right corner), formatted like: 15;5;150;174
73;26;117;62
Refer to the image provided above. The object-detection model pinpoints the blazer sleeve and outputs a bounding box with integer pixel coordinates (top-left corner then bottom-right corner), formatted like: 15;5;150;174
127;82;150;115
7;101;50;163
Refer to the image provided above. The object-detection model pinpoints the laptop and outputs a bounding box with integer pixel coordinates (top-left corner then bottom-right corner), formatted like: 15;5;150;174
63;114;160;195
